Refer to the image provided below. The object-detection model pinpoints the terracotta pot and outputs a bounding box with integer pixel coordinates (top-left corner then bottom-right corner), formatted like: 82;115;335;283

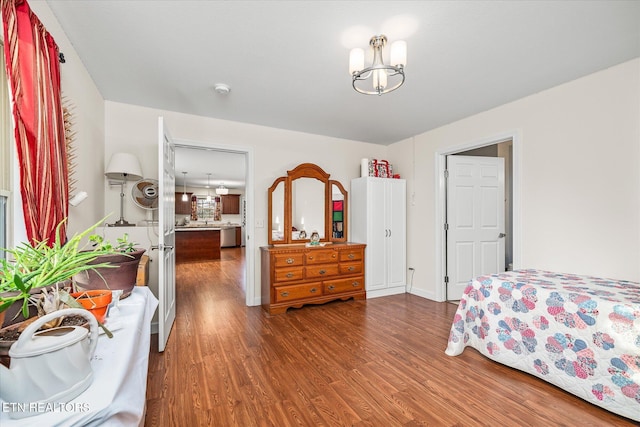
70;290;112;324
73;249;146;298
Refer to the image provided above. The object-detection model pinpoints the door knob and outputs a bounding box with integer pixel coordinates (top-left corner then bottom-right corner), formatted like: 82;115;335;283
498;233;506;238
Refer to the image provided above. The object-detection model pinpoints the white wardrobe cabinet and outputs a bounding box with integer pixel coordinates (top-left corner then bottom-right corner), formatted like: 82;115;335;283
351;177;406;298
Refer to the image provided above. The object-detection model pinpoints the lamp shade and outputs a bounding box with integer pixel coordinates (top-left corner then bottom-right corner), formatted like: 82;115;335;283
105;153;143;181
349;48;365;74
390;40;407;67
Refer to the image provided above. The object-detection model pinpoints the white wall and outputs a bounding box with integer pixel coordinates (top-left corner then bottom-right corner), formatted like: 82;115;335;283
103;101;388;304
395;58;640;301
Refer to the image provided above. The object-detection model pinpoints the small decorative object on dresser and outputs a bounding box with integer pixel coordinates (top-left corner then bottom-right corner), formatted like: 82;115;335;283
262;162;366;314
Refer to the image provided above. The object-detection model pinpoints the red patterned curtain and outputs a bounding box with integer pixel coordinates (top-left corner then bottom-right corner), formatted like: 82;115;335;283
1;0;68;246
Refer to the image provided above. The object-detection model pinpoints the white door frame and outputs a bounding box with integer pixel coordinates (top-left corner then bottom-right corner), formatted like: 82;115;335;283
434;130;522;302
174;139;257;307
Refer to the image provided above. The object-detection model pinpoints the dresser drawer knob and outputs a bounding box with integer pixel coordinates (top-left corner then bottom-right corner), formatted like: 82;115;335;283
319;269;326;275
286;272;294;278
348;253;355;259
308;256;314;260
328;285;335;290
332;253;336;258
352;281;359;287
286;257;294;264
347;266;355;271
281;291;289;297
310;287;318;293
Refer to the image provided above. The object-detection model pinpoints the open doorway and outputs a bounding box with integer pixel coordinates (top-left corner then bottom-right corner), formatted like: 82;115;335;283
174;141;255;306
435;131;521;302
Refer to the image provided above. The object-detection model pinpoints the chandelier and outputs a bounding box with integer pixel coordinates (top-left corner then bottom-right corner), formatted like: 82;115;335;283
349;35;406;95
216;183;229;195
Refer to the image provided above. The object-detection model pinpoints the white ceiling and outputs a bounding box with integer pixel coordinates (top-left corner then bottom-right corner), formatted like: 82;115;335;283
46;1;640;187
174;146;245;191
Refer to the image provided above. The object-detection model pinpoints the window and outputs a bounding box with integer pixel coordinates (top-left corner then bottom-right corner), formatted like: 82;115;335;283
0;40;12;257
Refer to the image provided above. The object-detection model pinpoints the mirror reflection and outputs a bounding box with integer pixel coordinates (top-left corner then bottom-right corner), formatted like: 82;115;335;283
331;184;345;239
271;180;285;242
292;178;324;240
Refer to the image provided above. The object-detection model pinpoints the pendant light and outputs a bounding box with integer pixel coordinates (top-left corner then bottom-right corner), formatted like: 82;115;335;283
181;172;188;202
216;182;229;195
206;173;212;202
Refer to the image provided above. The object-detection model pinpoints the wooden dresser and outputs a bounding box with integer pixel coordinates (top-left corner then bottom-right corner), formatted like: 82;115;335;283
260;243;366;314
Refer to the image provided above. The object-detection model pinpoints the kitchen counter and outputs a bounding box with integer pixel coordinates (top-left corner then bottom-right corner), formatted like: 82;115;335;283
175;226;221;231
176;222;240;229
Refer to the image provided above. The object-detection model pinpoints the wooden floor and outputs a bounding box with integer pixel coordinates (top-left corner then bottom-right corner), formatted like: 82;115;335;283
145;248;635;426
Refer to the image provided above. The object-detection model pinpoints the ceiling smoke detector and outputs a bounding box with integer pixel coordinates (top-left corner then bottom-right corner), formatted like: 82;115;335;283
213;83;231;95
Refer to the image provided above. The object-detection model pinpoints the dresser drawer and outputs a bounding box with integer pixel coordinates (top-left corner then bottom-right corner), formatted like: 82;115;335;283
305;249;338;265
339;262;362;275
273;253;304;267
339;249;363;262
324;276;364;294
274;266;304;283
274;283;322;302
305;264;339;279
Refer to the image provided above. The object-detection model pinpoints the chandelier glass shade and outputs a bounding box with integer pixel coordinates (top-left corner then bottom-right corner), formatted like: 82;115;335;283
349;35;406;95
216;183;229;195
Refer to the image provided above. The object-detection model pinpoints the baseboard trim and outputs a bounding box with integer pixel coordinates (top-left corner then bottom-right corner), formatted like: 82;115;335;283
407;287;440;302
366;286;406;299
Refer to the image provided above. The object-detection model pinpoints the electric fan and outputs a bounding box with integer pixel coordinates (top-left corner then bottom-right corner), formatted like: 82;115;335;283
131;179;159;211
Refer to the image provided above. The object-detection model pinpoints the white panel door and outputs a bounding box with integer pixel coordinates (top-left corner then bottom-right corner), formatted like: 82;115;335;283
367;178;386;290
447;155;505;300
158;117;176;352
386;179;406;289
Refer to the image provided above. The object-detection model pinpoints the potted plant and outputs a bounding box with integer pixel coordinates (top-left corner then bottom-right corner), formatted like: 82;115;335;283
0;218;118;367
72;233;146;298
0;217;117;328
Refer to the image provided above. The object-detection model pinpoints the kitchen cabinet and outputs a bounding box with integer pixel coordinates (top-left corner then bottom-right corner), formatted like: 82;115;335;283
221;194;240;214
175;192;193;215
351;177;406;298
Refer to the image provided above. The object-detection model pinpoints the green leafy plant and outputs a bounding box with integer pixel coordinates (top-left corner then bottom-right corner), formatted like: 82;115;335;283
88;233;138;253
0;217;118;320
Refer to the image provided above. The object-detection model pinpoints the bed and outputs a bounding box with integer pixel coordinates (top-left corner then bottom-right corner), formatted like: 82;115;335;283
445;269;640;421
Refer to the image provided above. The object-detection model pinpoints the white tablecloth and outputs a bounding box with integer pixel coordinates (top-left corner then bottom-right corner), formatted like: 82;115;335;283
0;286;158;426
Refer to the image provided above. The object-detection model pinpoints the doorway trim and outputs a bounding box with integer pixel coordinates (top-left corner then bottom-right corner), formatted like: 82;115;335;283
434;130;522;302
174;139;257;307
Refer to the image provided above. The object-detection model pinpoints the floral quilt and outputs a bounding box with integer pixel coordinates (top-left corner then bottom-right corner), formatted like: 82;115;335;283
445;269;640;421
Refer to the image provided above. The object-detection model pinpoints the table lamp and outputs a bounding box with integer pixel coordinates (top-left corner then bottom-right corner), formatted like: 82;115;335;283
105;152;143;226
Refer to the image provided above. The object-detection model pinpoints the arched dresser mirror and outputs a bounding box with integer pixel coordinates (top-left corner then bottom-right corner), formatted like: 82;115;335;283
262;163;365;314
268;163;348;245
